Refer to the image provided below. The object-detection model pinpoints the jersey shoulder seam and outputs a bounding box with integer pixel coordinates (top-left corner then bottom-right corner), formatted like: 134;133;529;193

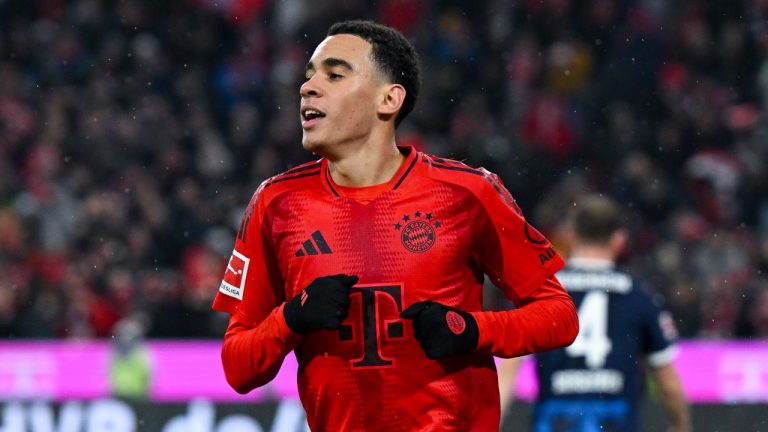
420;153;492;191
420;153;519;210
256;160;323;202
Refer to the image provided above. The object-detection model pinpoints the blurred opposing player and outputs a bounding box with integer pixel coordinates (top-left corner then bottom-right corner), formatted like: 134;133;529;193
211;20;578;431
500;194;690;432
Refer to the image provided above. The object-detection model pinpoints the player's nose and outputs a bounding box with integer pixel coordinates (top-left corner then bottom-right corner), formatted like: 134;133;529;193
300;76;321;98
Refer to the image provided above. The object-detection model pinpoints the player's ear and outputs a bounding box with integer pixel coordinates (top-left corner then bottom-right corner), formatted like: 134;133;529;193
610;228;628;257
377;83;405;120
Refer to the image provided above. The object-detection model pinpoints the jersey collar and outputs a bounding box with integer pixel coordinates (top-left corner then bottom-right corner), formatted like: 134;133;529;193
322;146;419;199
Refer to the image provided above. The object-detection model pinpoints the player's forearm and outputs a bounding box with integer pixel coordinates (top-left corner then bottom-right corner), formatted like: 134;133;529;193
221;304;301;394
651;364;692;432
497;357;522;418
664;398;691;432
472;293;578;357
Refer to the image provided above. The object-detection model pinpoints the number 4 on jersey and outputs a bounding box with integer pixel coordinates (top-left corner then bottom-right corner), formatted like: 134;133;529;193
566;291;612;368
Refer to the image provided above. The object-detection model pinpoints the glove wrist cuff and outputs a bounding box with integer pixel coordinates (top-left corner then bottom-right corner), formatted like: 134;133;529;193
282;295;306;334
460;310;480;353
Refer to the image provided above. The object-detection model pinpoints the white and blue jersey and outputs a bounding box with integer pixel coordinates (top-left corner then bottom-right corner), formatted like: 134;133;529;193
533;258;678;432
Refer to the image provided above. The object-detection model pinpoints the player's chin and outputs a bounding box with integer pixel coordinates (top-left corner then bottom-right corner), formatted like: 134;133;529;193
301;135;326;153
301;137;316;151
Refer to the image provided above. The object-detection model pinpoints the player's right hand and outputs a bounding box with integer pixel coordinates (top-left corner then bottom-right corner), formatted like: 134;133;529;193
283;274;358;334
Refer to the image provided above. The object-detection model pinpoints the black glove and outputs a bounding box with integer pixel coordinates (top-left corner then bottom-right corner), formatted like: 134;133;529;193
400;300;479;359
283;274;358;334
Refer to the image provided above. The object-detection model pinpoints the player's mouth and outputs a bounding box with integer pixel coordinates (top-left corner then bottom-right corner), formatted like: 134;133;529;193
301;106;326;129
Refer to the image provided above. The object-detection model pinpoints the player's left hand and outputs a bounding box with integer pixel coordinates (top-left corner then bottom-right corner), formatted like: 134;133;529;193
400;301;479;359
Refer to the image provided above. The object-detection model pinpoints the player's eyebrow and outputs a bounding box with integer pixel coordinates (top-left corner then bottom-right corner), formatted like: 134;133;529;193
305;57;354;73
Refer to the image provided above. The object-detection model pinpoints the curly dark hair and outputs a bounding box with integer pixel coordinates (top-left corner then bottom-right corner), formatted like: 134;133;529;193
328;20;421;128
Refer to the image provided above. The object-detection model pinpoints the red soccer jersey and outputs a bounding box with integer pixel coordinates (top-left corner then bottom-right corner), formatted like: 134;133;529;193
213;146;575;431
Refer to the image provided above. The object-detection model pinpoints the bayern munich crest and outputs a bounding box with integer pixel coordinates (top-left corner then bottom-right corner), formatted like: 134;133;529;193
393;210;441;253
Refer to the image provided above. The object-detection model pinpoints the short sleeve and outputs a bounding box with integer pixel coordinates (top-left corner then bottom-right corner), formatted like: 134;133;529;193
472;171;566;303
636;285;678;367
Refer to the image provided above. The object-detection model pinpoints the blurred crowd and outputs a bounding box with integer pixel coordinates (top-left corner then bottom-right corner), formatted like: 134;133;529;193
0;0;767;340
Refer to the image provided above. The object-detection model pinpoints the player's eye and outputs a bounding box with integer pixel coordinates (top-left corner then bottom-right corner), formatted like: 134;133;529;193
329;73;343;81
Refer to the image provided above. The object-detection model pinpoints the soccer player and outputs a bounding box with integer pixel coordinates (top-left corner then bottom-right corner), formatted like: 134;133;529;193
499;195;691;432
212;20;578;431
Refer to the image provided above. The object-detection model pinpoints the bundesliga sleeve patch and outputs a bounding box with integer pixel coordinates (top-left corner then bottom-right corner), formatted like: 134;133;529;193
220;249;249;300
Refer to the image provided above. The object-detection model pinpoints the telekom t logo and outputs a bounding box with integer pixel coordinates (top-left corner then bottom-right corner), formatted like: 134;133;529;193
338;284;405;368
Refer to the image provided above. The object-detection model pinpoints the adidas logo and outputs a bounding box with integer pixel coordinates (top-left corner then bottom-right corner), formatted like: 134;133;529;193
295;230;333;256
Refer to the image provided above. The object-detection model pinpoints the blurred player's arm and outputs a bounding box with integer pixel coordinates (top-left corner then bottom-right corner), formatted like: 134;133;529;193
649;362;691;432
497;356;524;420
640;289;691;432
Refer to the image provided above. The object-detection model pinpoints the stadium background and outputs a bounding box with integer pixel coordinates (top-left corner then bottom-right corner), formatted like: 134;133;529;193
0;0;767;430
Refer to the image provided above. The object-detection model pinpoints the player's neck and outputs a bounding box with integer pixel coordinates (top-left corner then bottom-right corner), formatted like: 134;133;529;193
568;245;615;263
326;141;405;187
